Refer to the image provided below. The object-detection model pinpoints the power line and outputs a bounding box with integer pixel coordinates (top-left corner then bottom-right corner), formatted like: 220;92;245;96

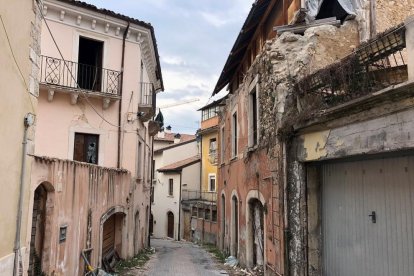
0;14;35;112
36;1;121;128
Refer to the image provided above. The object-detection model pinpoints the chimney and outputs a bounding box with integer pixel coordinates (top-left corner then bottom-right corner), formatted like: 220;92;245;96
165;125;172;134
174;133;181;144
157;131;165;138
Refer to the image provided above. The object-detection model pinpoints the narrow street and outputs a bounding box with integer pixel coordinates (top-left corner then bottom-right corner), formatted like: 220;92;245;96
124;239;228;276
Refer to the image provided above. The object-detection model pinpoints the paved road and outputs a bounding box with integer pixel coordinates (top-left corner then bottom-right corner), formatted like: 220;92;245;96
144;239;228;276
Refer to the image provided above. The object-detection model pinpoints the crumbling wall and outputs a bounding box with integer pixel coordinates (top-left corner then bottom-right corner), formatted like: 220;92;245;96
247;21;360;276
376;0;414;33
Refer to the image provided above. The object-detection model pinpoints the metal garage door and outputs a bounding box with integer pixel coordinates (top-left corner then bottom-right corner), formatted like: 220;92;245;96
322;156;414;276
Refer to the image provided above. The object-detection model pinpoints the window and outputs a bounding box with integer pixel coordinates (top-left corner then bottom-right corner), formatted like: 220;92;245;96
232;112;238;157
205;209;211;220
209;174;216;192
74;133;99;164
212;210;217;222
198;208;205;219
202;106;219;121
150;186;154;203
192;206;198;217
59;225;67;243
78;37;103;91
220;126;225;163
249;86;258;147
168;179;173;196
209;138;217;164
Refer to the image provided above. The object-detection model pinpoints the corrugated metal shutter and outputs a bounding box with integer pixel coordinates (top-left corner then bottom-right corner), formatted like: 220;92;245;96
322;156;414;276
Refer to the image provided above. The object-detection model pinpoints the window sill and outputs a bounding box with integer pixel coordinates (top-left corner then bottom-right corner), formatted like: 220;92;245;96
230;156;238;162
248;145;258;152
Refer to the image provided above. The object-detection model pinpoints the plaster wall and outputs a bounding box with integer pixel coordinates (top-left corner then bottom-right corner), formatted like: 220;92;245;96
201;131;218;192
0;0;41;273
27;157;132;275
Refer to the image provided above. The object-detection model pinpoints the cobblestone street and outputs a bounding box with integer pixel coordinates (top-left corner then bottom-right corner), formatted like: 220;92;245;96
124;239;229;276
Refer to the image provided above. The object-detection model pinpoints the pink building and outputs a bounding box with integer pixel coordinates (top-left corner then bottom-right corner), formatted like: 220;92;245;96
27;0;163;275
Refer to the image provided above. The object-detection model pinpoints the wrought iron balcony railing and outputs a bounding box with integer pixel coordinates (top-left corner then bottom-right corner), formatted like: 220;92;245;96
40;55;121;96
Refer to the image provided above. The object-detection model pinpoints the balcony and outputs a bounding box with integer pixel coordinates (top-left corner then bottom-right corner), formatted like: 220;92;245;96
181;190;217;203
40;55;121;108
295;23;408;108
138;82;156;121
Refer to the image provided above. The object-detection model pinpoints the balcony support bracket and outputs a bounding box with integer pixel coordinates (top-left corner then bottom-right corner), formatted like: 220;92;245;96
103;98;111;110
71;93;79;105
47;90;55;102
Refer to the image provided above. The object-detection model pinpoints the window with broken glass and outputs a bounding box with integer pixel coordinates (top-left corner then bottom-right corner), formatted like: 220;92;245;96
74;133;99;164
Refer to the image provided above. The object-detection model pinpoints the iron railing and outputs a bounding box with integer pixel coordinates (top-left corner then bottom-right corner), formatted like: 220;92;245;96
182;190;217;202
295;23;408;107
40;55;121;95
140;82;156;106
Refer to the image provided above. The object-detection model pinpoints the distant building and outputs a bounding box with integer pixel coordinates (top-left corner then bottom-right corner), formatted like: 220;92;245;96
152;131;200;240
26;0;163;274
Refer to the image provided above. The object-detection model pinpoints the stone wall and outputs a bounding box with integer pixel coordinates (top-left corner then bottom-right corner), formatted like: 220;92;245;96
376;0;414;33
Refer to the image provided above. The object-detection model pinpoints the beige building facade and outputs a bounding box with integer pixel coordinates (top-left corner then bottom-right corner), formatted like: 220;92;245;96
0;0;41;275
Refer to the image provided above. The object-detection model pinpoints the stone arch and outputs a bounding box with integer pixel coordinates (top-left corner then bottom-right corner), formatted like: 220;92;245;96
28;181;55;276
245;190;266;268
230;190;240;257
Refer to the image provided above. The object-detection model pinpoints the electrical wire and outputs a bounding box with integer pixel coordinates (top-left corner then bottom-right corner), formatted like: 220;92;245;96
0;14;35;112
36;1;121;128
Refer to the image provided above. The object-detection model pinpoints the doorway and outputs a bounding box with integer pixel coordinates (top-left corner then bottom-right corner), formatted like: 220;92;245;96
78;36;103;91
167;212;174;238
248;198;264;267
221;194;226;251
231;195;239;257
134;211;140;255
28;185;48;276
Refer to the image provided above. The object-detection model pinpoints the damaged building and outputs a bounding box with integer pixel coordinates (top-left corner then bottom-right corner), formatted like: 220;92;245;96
214;0;414;275
26;0;163;274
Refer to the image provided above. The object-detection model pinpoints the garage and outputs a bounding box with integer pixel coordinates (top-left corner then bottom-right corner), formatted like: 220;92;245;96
322;155;414;275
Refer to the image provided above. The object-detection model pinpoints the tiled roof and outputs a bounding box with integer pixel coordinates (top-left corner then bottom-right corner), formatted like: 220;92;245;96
154;138;197;153
157;156;200;172
154;133;196;142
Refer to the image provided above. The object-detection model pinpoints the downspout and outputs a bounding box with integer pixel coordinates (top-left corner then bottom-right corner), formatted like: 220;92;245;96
117;22;130;168
178;171;182;241
148;135;154;247
13;113;35;276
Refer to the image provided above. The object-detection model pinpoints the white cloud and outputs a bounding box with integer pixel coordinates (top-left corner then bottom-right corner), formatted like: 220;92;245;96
200;11;231;27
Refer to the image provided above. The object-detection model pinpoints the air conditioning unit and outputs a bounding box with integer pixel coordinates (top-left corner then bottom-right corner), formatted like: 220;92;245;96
152;179;157;185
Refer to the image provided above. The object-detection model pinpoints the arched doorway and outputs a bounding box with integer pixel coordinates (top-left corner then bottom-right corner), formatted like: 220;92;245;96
102;212;125;270
221;194;226;251
248;198;264;267
134;211;140;255
28;184;48;276
167;212;174;238
231;195;239;257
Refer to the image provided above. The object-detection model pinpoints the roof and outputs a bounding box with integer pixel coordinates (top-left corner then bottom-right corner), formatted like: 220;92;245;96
198;95;228;111
154;133;196;142
157;156;200;172
212;0;272;95
56;0;164;91
154;138;197;154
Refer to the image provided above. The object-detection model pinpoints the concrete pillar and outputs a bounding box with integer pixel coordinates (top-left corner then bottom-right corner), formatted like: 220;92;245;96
405;16;414;81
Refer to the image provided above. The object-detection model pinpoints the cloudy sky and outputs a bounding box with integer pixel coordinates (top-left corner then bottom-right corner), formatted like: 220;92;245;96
86;0;252;134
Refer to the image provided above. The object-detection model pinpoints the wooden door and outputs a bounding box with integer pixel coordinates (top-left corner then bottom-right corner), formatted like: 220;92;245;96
102;216;115;257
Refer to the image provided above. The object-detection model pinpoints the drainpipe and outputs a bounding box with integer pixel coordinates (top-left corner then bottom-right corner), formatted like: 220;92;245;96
148;135;154;247
13;113;35;276
117;22;130;168
178;172;182;241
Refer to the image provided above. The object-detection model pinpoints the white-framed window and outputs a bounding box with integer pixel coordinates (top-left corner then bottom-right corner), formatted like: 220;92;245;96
231;111;238;157
209;138;217;164
168;178;174;196
248;76;259;147
208;173;216;192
